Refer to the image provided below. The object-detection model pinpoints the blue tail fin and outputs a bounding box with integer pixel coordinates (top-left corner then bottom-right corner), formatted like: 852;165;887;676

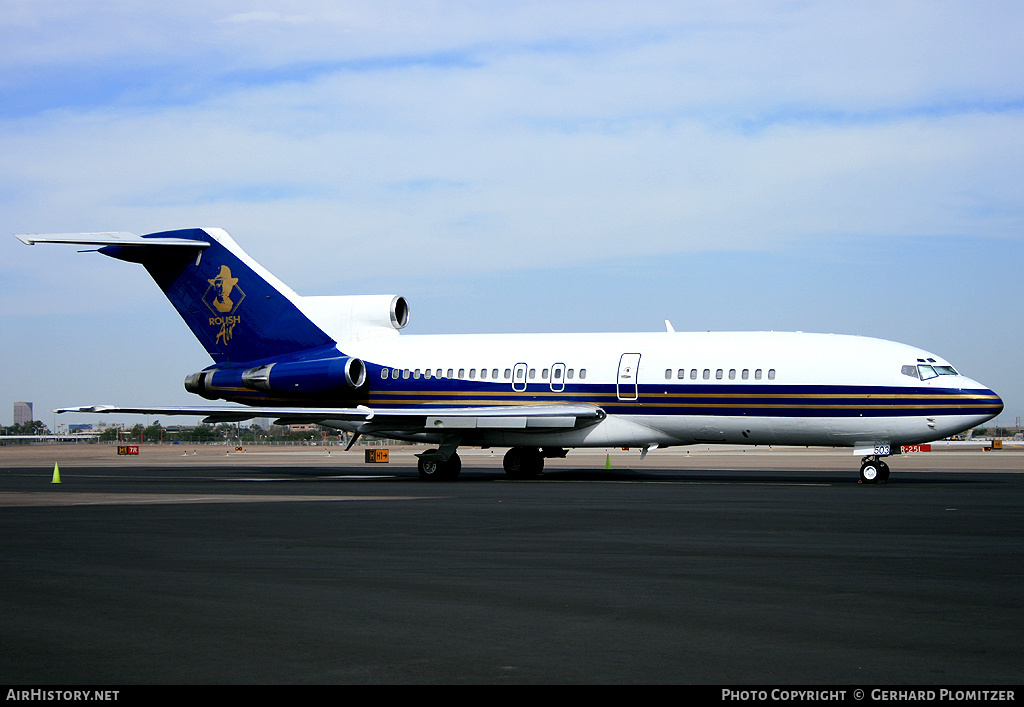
100;228;335;364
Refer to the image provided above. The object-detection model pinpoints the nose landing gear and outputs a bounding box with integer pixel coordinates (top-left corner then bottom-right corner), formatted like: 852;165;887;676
859;456;890;484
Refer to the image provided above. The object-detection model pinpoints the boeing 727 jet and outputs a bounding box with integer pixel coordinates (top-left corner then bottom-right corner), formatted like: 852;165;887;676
17;228;1003;482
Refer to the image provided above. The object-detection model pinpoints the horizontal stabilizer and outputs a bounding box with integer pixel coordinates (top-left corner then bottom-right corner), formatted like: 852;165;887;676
15;232;210;248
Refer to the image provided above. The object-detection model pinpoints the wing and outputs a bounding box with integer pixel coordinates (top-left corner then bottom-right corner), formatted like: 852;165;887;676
55;403;606;430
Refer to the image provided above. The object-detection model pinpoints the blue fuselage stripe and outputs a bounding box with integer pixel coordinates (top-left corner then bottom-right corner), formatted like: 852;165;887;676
215;372;1002;418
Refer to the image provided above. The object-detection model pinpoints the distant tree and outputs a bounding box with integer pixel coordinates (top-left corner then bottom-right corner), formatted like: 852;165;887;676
17;420;50;435
188;425;217;442
143;421;164;443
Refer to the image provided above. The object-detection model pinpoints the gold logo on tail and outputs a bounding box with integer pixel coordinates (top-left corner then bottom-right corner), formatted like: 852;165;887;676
203;265;245;346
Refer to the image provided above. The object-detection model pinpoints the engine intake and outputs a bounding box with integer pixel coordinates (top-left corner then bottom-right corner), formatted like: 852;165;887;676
298;294;409;342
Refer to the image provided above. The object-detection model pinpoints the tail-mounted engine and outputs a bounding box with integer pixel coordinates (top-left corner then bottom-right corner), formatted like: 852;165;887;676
241;357;366;393
299;294;410;343
185;356;366;400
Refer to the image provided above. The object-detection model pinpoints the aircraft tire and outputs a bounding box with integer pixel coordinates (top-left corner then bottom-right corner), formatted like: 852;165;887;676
859;461;881;484
418;451;461;481
503;447;544;479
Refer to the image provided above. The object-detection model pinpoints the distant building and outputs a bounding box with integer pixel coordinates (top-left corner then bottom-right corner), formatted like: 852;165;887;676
14;402;32;426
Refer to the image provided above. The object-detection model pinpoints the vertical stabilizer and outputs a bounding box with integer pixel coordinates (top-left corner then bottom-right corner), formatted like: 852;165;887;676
99;228;336;364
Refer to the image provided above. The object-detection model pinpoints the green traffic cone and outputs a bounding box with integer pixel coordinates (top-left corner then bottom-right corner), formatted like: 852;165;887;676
51;462;61;484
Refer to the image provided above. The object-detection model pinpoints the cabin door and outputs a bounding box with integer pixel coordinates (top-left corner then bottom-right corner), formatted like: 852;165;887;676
616;353;641;401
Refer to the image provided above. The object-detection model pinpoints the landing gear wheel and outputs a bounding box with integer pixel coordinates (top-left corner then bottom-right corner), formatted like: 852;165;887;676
877;460;890;483
859;461;880;484
859;458;890;484
503;447;544;479
418;450;461;481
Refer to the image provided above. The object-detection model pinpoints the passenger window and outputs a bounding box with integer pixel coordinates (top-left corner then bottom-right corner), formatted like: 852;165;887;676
504;369;512;379
754;369;762;380
423;369;431;379
447;369;454;378
469;369;476;379
665;369;672;380
703;369;710;380
403;369;411;379
768;369;776;380
579;369;587;379
677;369;685;379
729;369;736;380
529;369;536;379
458;368;465;378
414;369;421;379
554;368;562;379
716;369;723;380
480;369;487;379
690;369;698;380
567;369;574;379
742;369;749;380
492;369;499;379
381;369;389;379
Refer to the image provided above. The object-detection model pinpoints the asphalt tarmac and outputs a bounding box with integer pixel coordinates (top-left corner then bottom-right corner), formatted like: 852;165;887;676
1;444;1021;685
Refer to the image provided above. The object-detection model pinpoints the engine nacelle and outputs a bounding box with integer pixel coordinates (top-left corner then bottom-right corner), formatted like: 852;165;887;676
241;357;366;395
298;294;409;343
184;369;221;400
185;357;366;400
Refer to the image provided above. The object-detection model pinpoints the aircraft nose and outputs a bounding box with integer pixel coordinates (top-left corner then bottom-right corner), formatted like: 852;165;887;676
992;391;1005;417
979;386;1004;422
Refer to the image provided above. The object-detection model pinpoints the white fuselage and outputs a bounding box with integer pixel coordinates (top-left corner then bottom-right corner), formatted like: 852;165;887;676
339;330;1002;450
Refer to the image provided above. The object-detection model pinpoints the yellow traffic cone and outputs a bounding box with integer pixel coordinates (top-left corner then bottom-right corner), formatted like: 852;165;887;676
51;462;61;484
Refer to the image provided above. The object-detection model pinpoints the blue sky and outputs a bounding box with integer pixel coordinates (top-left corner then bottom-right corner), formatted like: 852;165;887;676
1;1;1022;428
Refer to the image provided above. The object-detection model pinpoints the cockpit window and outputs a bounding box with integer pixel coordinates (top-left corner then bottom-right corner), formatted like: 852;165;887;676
905;363;958;380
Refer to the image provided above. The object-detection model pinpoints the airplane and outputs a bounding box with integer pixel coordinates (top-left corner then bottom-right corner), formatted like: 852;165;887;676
17;227;1003;483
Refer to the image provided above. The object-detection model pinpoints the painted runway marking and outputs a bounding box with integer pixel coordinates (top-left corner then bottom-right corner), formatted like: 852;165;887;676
0;492;431;507
229;475;401;481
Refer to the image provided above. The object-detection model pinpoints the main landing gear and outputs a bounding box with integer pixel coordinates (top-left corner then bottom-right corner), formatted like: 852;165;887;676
417;451;462;481
859;456;891;484
502;447;545;479
418;446;564;481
